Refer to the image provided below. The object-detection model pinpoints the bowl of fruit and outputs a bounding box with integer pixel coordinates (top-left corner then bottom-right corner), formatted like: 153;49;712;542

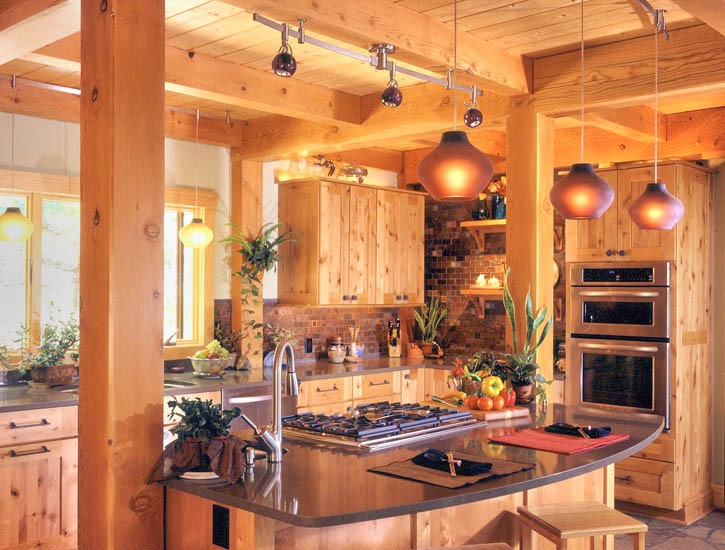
189;340;229;376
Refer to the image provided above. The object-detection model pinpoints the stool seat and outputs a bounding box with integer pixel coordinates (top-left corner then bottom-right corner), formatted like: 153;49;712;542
518;501;647;550
423;544;512;550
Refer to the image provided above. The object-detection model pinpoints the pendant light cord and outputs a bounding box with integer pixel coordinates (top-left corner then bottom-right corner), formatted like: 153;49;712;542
653;24;659;183
10;75;16;198
579;0;585;162
194;109;200;212
453;0;458;131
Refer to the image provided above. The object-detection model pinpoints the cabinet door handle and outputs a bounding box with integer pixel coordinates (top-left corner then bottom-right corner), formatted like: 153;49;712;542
316;385;339;393
403;294;409;301
342;295;350;301
351;295;358;301
395;295;402;301
618;249;626;256
9;418;50;429
606;249;614;257
615;474;633;483
369;379;390;387
10;445;51;458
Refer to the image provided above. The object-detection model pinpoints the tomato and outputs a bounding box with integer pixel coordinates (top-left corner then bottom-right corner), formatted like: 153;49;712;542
465;396;479;410
477;396;493;411
492;395;506;410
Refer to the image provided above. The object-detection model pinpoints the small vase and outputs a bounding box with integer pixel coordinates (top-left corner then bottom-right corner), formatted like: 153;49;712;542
513;383;535;404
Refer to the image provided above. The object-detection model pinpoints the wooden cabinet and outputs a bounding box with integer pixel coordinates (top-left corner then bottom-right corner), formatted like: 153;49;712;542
375;188;425;305
278;177;425;306
565;163;704;262
0;406;77;549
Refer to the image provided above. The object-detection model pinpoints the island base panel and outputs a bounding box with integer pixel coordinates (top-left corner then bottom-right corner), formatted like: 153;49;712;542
165;468;610;549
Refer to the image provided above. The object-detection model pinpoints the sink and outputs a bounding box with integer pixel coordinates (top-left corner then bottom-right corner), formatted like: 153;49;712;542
163;379;197;389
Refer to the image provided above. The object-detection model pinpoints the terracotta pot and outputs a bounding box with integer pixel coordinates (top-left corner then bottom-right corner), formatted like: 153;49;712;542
513;383;535;404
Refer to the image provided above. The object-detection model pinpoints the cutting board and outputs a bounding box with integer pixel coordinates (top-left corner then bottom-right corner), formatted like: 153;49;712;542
422;401;531;422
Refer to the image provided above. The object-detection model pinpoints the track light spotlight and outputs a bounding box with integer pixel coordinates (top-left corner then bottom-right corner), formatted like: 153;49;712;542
381;62;403;108
272;23;297;77
463;85;483;128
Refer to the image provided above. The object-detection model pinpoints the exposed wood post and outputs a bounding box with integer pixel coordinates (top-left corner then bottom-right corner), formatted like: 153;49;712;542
79;1;165;547
230;154;264;367
505;97;555;385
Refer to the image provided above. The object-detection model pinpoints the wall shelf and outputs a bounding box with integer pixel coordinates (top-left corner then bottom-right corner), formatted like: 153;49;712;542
460;219;506;250
460;287;504;319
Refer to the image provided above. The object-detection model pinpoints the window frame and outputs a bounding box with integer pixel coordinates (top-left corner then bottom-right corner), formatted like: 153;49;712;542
0;168;216;361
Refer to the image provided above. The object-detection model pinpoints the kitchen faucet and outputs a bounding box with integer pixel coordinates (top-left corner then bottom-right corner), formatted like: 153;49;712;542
240;339;298;462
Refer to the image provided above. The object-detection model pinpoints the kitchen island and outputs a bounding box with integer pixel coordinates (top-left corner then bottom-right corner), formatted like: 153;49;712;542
163;404;663;549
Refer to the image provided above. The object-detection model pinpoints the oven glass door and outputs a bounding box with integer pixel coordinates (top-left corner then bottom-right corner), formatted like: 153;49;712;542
570;339;669;430
570;288;670;338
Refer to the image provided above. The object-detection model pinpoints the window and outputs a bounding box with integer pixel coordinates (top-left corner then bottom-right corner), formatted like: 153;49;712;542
0;170;215;359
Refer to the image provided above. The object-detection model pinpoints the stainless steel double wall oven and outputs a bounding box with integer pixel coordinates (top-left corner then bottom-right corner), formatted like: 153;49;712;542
568;262;671;431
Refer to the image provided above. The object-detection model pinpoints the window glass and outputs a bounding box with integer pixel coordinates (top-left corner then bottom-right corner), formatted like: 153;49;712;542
163;209;194;342
40;199;80;327
0;195;27;347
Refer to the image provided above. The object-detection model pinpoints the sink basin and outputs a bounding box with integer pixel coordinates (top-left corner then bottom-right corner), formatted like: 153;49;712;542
163;379;197;389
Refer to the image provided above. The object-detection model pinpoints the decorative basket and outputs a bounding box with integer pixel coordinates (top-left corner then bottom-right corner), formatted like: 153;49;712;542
31;364;76;387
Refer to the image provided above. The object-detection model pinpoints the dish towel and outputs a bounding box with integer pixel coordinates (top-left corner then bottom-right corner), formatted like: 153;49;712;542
489;428;629;455
369;451;535;489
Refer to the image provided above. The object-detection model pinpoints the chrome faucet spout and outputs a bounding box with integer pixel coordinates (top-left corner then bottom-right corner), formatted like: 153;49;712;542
267;339;297;462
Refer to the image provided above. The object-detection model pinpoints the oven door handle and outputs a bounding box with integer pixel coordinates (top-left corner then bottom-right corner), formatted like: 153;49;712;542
576;290;662;298
577;342;661;353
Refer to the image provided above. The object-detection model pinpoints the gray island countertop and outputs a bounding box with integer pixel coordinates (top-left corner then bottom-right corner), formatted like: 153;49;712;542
163;404;664;528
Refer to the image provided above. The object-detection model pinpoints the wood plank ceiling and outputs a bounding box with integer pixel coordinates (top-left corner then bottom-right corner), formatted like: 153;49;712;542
0;0;723;159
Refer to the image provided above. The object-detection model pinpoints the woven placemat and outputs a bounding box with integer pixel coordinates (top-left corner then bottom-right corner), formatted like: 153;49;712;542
489;428;629;455
369;451;535;489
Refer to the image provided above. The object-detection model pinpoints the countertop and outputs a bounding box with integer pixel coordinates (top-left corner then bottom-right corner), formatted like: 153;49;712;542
0;357;447;412
163;404;664;528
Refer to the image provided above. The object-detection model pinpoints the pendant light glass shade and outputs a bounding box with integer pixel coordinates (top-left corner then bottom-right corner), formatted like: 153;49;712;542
417;131;494;202
628;183;683;230
0;207;34;243
179;217;214;248
549;163;615;219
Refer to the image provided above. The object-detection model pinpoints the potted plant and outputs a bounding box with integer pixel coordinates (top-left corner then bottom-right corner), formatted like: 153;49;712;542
18;317;79;387
214;322;243;369
220;223;295;368
502;269;552;404
413;297;447;357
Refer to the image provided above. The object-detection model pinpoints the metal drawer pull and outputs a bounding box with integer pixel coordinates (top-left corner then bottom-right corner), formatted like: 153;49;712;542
10;445;51;458
316;385;339;393
579;290;660;298
9;418;51;429
368;380;390;386
615;474;633;482
578;342;659;353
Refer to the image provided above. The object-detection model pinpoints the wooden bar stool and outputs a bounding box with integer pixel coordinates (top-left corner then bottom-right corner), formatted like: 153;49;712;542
424;544;512;550
517;501;647;550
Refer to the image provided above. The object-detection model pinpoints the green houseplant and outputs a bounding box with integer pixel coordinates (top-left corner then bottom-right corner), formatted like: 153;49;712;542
502;269;552;404
413;297;447;356
19;317;79;386
166;396;241;442
220;223;295;368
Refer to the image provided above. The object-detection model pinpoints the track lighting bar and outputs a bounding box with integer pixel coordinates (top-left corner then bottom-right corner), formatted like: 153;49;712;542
252;13;482;97
635;0;669;39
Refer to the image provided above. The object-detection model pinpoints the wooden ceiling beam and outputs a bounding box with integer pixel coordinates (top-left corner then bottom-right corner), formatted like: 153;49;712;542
0;0;79;65
236;82;510;159
534;25;725;115
582;106;666;143
0;79;245;147
220;0;532;96
674;0;725;36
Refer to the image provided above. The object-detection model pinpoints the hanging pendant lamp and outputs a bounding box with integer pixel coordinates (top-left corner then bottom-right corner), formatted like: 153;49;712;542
417;0;493;202
549;0;614;220
179;110;214;248
0;76;33;243
628;9;683;230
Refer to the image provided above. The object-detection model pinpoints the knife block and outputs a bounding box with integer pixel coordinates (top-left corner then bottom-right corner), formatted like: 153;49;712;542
387;331;401;358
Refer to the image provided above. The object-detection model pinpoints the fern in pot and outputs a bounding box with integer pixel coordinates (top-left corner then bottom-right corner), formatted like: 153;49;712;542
502;269;552;404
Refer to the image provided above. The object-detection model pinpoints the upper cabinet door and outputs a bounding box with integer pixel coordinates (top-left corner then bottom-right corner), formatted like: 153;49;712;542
318;181;348;304
565;168;619;262
346;185;378;305
375;188;402;304
616;165;676;261
399;192;425;304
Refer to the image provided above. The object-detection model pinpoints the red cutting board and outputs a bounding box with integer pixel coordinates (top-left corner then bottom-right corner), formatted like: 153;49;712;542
422;401;530;422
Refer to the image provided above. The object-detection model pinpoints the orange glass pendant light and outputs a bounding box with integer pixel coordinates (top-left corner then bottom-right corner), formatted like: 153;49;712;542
549;0;614;220
417;0;493;202
628;9;683;230
0;206;33;242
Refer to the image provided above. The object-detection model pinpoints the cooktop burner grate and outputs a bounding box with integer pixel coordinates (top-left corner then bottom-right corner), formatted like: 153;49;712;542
282;401;480;451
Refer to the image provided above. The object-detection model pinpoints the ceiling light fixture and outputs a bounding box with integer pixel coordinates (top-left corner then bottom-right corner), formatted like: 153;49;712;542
0;75;33;243
628;9;683;230
178;109;214;249
380;61;402;108
416;0;493;202
549;0;614;220
272;23;297;77
463;85;483;128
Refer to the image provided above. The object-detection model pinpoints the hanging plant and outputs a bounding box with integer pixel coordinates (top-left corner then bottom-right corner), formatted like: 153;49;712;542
219;223;295;364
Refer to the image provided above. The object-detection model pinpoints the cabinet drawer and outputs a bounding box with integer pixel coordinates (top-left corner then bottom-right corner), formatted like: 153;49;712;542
632;433;675;462
615;456;676;509
353;372;402;401
297;377;352;408
0;406;77;447
297;401;352;415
